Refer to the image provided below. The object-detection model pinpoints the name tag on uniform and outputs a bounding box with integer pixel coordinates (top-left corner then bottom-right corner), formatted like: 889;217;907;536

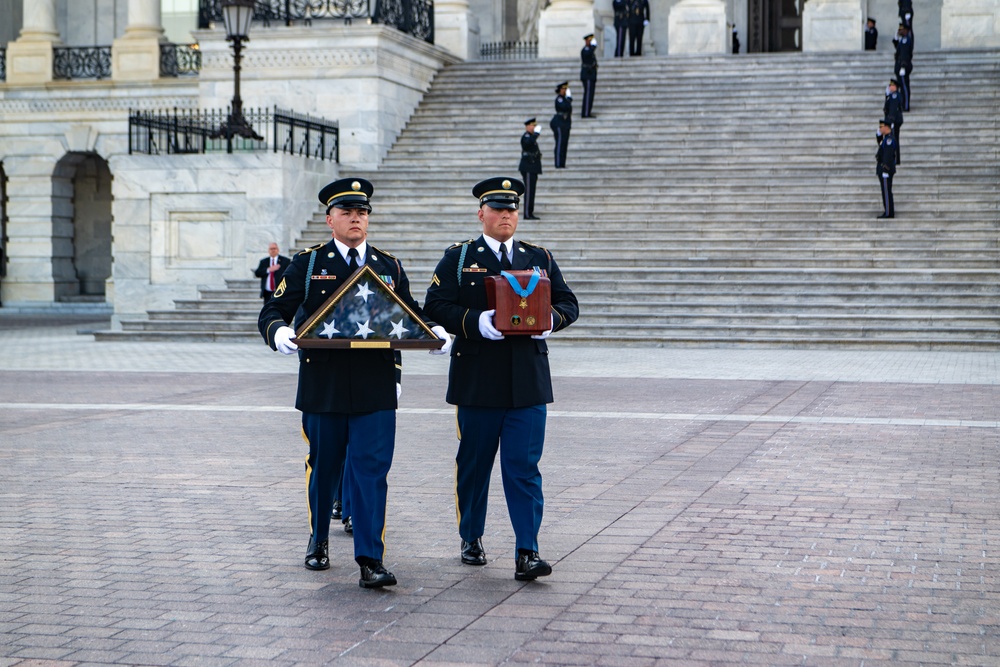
311;275;338;280
463;267;488;273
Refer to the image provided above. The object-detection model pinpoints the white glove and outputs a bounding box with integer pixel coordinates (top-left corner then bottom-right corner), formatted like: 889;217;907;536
478;310;505;340
899;67;906;76
396;382;402;399
643;19;649;25
274;326;299;355
534;126;541;134
429;325;454;355
531;315;554;340
566;89;572;98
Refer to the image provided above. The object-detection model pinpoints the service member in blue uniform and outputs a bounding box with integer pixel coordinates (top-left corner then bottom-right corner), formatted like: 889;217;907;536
258;177;451;588
580;34;598;118
864;18;878;50
893;24;913;111
518;118;543;220
613;0;629;57
550;82;572;169
627;0;650;56
898;0;913;28
883;78;904;165
876;119;896;218
423;177;579;581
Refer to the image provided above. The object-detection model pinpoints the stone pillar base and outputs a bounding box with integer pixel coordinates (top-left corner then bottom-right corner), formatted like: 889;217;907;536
802;0;862;51
941;0;1000;47
668;0;728;54
4;38;56;85
538;3;597;59
112;36;163;81
434;6;480;61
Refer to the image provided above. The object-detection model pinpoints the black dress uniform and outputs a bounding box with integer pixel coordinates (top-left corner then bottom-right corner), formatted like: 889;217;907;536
864;19;878;50
580;34;598;118
613;0;629;57
883;81;904;164
898;0;913;28
423;177;579;581
628;0;650;56
549;82;572;169
876;120;896;218
518;119;543;220
893;27;913;111
258;177;429;588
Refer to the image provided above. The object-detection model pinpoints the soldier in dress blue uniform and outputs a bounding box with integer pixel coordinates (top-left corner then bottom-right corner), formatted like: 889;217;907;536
580;34;598;118
613;0;629;57
898;0;913;28
883;78;904;165
876;119;896;218
893;24;913;111
550;82;572;169
518;118;543;220
258;177;451;588
423;177;579;581
864;18;878;50
628;0;650;56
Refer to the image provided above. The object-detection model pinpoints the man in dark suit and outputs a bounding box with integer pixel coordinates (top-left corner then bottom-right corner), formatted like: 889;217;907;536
258;177;451;587
424;177;579;581
254;242;290;302
580;33;598;118
550;82;572;169
628;0;650;56
613;0;629;57
518;118;543;220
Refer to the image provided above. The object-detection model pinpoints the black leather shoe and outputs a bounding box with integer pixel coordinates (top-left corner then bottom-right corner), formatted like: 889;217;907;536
461;538;487;565
332;500;342;521
304;538;330;571
514;550;551;581
359;561;397;588
877;214;895;219
343;516;353;534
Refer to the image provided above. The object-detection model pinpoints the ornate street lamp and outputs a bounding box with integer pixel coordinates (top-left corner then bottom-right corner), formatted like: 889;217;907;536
213;0;263;149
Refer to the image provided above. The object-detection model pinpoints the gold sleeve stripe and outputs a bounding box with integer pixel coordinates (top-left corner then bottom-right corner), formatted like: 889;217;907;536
461;309;470;338
265;319;284;347
431;274;441;286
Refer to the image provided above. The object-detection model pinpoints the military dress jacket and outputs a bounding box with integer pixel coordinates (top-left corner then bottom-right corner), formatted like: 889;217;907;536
519;131;543;175
613;0;628;28
550;95;573;130
258;238;425;415
580;43;598;81
423;235;579;409
628;0;650;26
883;92;904;127
876;134;896;176
894;35;913;70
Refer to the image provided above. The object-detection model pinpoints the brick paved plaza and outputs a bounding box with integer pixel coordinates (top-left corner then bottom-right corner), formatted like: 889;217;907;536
1;315;998;666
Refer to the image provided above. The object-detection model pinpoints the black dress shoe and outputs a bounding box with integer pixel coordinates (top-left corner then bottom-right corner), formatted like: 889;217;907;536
461;538;487;565
514;550;551;581
343;516;353;534
304;538;330;571
877;214;895;219
359;561;397;588
332;499;342;521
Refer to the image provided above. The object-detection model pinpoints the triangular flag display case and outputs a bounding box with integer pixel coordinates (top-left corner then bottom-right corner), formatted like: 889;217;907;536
293;265;444;350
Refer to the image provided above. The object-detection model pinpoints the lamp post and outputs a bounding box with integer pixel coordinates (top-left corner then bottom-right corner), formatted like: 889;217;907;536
214;0;263;151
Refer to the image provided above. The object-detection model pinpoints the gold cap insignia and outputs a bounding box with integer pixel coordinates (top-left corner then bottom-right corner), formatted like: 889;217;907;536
351;181;361;191
502;180;511;190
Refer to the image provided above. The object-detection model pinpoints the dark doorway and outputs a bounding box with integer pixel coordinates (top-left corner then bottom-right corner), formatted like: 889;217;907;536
0;162;7;306
747;0;802;52
52;153;113;301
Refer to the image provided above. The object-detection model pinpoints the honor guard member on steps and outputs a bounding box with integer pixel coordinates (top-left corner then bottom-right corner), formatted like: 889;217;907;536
627;0;650;56
876;119;896;218
258;177;451;588
883;79;904;164
424;177;579;581
864;18;878;50
550;82;572;169
518;118;543;220
893;25;913;111
613;0;629;57
580;34;598;118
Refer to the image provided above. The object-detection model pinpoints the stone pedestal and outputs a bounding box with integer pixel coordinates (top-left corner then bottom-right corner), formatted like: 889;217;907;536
112;0;165;81
801;0;863;51
435;0;481;60
537;0;597;58
668;0;728;54
5;0;60;85
941;0;1000;47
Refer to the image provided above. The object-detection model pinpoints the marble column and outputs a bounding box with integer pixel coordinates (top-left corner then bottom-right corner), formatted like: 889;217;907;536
538;0;598;58
435;0;481;60
668;0;728;54
113;0;167;81
5;0;60;85
941;0;1000;47
801;0;863;51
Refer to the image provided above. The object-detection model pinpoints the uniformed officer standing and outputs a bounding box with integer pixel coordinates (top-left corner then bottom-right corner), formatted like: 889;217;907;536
258;177;451;588
883;78;904;164
864;18;878;50
628;0;650;56
898;0;913;28
580;34;598;118
893;25;913;111
876;119;896;218
550;82;572;169
518;118;543;220
423;177;579;581
613;0;629;57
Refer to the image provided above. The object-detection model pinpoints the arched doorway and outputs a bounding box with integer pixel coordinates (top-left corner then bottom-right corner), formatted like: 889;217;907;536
52;153;113;301
747;0;802;52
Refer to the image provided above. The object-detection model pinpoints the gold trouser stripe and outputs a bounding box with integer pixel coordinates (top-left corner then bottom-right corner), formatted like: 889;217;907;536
381;486;389;560
301;426;313;532
453;408;461;529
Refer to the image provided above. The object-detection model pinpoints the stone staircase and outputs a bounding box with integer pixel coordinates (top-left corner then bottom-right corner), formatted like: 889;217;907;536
99;49;1000;347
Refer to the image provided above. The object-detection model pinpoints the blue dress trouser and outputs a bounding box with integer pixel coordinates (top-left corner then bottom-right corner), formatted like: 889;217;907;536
302;410;395;562
455;405;547;556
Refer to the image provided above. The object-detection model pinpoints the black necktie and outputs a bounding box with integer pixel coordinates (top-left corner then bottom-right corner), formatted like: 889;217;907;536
347;247;360;271
500;243;512;270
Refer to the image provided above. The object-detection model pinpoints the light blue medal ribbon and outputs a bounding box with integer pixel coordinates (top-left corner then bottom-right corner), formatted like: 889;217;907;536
500;268;541;298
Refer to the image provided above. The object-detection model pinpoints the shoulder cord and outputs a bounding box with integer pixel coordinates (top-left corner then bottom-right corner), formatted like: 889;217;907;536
304;251;317;301
456;243;468;286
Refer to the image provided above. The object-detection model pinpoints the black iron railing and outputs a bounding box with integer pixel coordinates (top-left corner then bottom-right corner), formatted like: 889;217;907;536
480;41;538;60
0;47;6;81
198;0;433;43
53;46;112;80
160;43;202;77
128;106;339;162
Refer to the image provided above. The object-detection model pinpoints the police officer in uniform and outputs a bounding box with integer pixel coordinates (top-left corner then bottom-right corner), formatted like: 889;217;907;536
898;0;913;28
883;78;904;165
423;177;579;581
258;177;451;587
876;119;896;218
550;82;572;169
628;0;650;56
518;118;543;220
613;0;629;57
893;24;913;111
580;34;598;118
864;18;878;50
